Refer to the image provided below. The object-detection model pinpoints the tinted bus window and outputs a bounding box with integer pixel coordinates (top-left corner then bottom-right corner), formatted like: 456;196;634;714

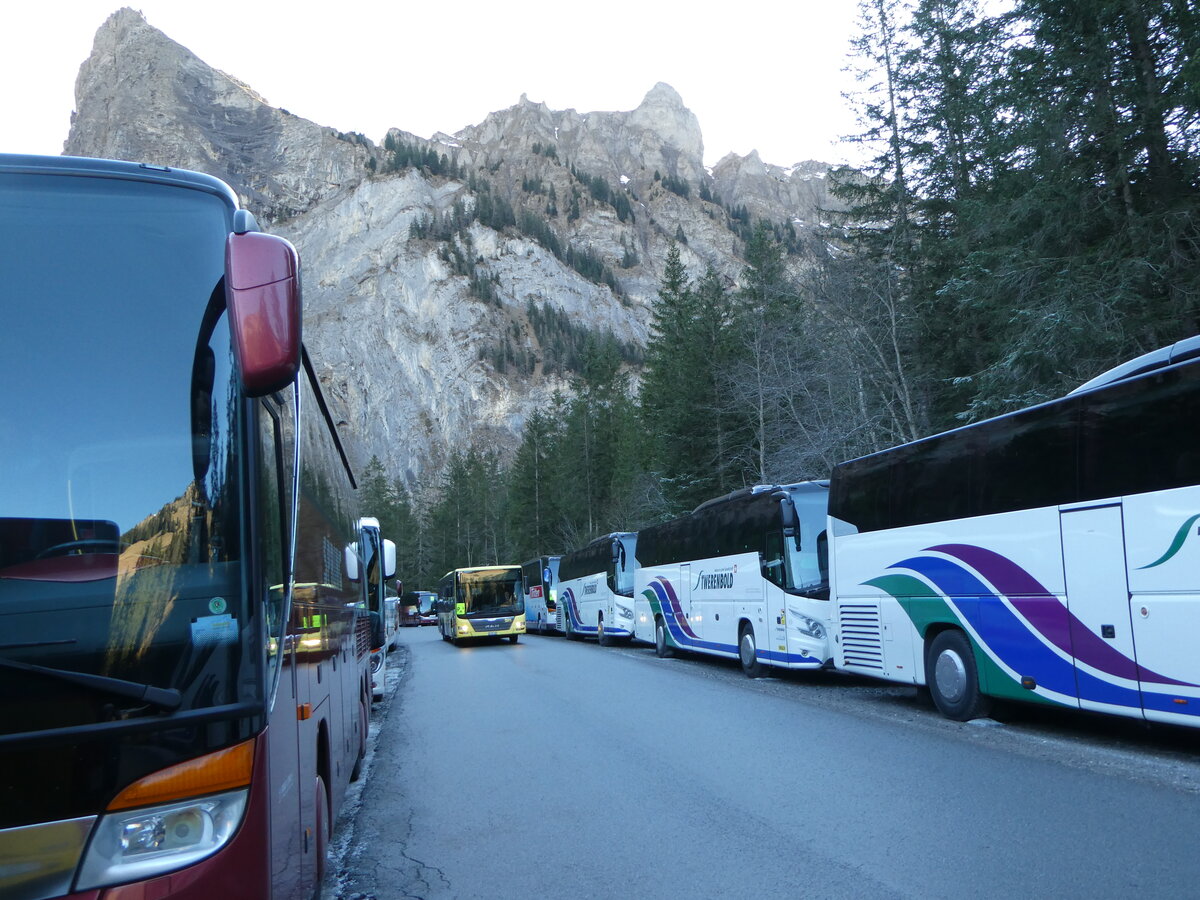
1081;364;1200;500
972;399;1079;517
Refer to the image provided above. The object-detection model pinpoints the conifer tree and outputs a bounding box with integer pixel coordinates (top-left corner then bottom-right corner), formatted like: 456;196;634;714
506;405;565;559
639;246;747;511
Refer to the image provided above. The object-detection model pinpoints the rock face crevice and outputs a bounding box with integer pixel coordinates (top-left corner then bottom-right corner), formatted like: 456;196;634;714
66;8;838;487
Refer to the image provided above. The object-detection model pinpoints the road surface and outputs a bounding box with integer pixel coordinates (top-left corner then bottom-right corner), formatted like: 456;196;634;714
324;626;1200;899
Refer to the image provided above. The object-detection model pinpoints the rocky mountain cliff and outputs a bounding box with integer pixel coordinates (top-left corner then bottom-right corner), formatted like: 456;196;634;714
65;8;838;489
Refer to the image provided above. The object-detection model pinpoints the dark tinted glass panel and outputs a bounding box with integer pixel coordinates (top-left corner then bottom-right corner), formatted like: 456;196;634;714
834;398;1078;532
972;398;1079;516
560;541;611;582
834;358;1200;534
292;365;360;613
893;430;974;529
640;494;788;566
258;392;295;700
762;531;786;587
830;453;894;533
0;172;253;733
1081;361;1200;499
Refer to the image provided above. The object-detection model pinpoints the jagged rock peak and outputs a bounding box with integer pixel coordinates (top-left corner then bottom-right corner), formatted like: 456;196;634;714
66;8;372;222
453;82;705;191
87;9;267;108
711;150;837;227
638;82;686;110
720;149;766;174
628;82;703;158
713;150;833;181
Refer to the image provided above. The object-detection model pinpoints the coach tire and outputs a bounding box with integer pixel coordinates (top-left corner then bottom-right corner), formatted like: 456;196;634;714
598;614;611;647
739;624;764;678
655;616;674;658
312;774;330;899
509;633;519;643
349;699;367;782
926;629;993;721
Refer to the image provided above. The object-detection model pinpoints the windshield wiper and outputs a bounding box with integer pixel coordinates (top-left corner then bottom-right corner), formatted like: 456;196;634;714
0;655;182;711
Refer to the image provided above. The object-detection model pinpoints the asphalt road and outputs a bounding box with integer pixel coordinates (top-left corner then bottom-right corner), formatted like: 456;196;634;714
324;626;1200;900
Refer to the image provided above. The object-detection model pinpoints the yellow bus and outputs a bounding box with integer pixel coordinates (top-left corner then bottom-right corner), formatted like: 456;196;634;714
436;565;526;644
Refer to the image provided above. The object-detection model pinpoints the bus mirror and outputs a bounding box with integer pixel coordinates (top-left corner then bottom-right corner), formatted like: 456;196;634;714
225;231;301;397
395;578;404;596
780;497;798;530
382;540;397;579
344;544;361;583
780;498;801;550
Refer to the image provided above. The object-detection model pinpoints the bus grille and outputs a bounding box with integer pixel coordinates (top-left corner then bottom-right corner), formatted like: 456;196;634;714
839;602;884;670
355;615;372;659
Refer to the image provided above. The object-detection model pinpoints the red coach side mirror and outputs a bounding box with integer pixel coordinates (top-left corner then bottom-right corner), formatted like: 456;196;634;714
225;232;301;397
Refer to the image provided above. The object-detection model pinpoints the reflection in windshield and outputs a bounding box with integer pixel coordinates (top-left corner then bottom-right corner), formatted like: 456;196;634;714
0;172;249;732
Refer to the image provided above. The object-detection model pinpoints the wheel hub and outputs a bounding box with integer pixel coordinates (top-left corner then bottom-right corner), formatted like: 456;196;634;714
935;649;968;703
740;633;754;667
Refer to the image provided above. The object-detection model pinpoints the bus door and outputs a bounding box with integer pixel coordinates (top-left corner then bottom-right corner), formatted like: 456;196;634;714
677;563;698;644
294;596;325;890
1060;504;1136;714
268;629;304;898
764;536;789;659
543;564;557;619
1125;487;1200;721
259;395;305;897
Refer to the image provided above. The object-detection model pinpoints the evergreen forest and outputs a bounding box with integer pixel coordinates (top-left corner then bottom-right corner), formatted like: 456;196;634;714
370;0;1200;590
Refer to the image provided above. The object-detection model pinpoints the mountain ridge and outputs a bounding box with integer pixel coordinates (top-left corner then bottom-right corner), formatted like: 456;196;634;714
65;7;840;489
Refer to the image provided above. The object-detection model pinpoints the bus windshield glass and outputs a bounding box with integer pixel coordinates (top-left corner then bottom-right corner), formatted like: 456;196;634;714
0;171;253;735
458;569;523;617
786;488;829;593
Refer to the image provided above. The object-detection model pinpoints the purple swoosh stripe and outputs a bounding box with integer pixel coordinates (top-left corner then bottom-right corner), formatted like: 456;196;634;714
930;544;1074;650
932;543;1190;687
654;577;699;639
565;588;583;625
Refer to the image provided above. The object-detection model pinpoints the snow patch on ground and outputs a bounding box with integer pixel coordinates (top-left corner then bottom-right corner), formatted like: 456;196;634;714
322;650;408;899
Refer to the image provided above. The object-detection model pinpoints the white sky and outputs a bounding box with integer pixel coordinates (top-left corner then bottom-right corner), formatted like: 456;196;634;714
4;2;867;169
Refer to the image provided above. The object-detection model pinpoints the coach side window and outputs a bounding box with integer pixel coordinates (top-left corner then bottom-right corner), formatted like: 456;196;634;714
1081;365;1200;500
762;531;786;588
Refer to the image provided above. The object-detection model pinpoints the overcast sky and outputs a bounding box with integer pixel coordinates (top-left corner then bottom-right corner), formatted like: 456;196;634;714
4;1;868;169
